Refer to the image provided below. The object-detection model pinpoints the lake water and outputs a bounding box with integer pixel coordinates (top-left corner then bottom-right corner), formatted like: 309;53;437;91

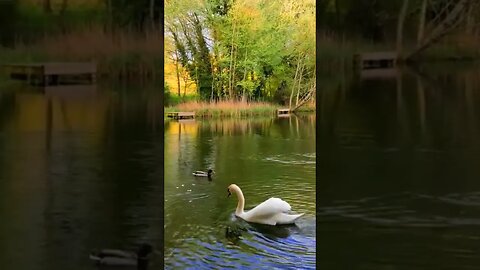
0;81;316;269
4;61;479;270
164;117;316;269
0;83;164;269
318;63;480;269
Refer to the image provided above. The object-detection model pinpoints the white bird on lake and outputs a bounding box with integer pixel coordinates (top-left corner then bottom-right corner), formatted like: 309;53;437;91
227;184;304;226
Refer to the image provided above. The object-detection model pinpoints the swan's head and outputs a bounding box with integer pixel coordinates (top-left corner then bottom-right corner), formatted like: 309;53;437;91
227;184;240;198
207;169;214;175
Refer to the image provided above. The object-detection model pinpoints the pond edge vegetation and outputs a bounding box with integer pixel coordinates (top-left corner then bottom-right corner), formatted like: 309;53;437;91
164;100;315;118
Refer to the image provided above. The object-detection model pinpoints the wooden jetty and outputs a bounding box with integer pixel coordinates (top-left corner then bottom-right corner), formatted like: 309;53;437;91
177;119;196;124
3;62;96;86
166;112;195;119
354;52;397;70
360;67;397;80
44;85;97;99
277;108;291;117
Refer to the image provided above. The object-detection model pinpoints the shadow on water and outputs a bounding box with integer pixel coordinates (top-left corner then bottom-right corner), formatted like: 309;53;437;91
0;82;164;270
318;62;480;269
225;219;300;241
249;222;300;239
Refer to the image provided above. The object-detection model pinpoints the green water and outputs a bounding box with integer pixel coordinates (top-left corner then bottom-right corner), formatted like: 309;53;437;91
318;63;480;269
8;61;480;269
0;83;164;269
164;117;316;269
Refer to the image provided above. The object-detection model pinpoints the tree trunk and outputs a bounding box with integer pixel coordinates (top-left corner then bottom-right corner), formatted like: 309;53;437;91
289;58;301;110
149;0;155;29
241;50;248;102
106;0;112;32
334;0;341;31
396;0;410;60
61;0;68;13
229;19;236;99
44;0;52;14
210;59;215;102
183;75;188;97
174;50;181;97
295;61;305;106
416;75;426;136
292;81;315;112
59;0;69;33
231;45;237;100
466;1;474;34
407;0;469;59
417;0;427;45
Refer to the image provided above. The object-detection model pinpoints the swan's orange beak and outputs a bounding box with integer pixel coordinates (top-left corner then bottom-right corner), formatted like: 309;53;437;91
227;189;231;198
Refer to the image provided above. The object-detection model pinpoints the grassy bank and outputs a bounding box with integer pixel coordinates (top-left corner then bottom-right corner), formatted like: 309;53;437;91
0;79;22;89
0;71;21;89
165;101;280;118
316;34;480;74
0;26;162;79
165;101;316;118
419;44;480;61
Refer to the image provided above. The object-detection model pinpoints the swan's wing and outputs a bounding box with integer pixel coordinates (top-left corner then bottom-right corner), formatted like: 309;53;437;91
275;213;305;225
247;197;291;218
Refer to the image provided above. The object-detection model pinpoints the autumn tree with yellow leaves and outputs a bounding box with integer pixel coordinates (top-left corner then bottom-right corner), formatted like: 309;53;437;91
165;0;315;108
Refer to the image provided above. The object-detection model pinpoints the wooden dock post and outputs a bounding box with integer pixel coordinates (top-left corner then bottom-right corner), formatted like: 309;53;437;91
353;51;399;80
277;108;291;117
166;112;195;119
354;52;397;70
2;62;97;86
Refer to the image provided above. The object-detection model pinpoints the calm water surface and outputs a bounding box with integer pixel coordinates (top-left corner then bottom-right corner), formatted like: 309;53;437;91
164;117;316;269
7;62;479;269
319;64;480;269
0;83;163;269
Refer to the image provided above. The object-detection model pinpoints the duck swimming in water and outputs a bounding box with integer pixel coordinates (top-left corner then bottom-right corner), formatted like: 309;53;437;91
89;243;153;269
192;169;214;178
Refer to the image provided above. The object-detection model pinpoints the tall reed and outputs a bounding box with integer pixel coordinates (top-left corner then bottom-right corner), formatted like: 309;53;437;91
166;101;280;118
3;25;163;79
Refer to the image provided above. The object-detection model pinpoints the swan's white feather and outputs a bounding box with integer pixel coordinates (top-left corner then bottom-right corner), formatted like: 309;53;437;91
240;197;303;225
229;184;304;225
245;197;291;217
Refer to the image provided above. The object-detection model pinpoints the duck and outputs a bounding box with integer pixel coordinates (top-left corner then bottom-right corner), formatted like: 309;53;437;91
225;224;246;241
227;184;304;226
192;169;214;177
89;243;153;269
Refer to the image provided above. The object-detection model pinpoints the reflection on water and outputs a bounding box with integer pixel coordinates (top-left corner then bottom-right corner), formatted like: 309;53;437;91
0;83;163;269
319;63;480;269
164;116;316;269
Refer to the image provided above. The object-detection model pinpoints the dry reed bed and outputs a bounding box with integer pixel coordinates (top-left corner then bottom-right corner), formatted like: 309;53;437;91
4;26;163;78
165;101;280;117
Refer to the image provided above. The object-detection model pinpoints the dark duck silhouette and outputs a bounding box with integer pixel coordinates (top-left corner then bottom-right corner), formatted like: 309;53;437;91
192;169;214;178
89;243;153;269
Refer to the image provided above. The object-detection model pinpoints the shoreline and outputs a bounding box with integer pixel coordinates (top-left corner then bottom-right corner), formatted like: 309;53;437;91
165;101;315;118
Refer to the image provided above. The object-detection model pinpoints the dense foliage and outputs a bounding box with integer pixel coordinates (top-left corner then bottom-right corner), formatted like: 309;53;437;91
165;0;315;105
0;0;162;46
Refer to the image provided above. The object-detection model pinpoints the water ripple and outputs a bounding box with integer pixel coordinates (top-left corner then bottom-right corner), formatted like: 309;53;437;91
165;218;316;270
263;153;316;165
320;191;480;228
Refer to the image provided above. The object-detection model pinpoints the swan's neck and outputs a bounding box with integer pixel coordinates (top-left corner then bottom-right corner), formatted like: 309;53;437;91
234;187;245;215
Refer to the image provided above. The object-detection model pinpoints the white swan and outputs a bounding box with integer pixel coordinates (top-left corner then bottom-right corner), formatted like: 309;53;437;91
227;184;304;226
